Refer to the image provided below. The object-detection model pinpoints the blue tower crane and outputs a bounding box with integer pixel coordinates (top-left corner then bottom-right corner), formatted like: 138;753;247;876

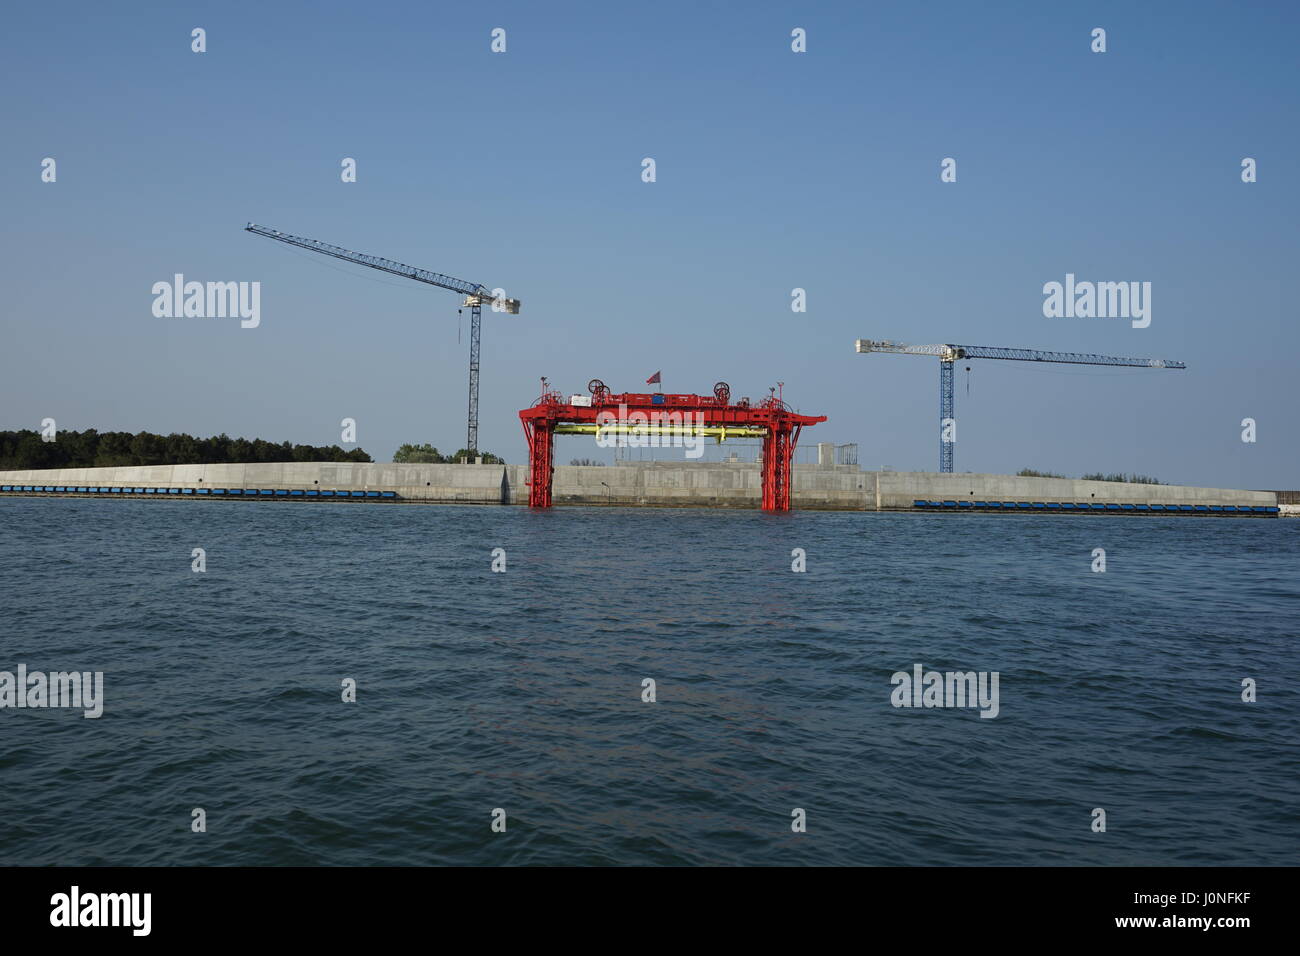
854;339;1187;473
246;223;519;455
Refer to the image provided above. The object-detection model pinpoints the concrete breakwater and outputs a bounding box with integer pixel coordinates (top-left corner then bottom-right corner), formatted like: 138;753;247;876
0;461;1280;514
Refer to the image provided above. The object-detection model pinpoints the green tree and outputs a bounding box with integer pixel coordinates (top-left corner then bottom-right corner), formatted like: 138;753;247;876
0;428;372;468
393;443;446;463
446;448;505;464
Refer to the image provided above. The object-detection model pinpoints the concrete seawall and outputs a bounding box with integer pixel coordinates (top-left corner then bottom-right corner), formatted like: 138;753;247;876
0;462;1279;513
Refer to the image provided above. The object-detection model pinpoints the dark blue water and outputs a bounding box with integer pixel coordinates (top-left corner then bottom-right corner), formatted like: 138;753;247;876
0;497;1296;866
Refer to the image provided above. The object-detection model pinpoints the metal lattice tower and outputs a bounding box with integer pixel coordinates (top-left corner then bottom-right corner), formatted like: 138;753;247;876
939;359;955;473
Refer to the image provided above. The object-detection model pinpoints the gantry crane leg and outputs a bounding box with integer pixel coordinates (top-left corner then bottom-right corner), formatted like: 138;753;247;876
760;426;799;511
522;419;554;507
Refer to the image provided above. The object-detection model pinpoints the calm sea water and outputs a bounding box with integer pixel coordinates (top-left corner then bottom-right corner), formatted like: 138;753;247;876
0;497;1296;866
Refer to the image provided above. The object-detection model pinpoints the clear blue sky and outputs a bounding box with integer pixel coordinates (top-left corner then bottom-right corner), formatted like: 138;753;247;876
2;0;1297;487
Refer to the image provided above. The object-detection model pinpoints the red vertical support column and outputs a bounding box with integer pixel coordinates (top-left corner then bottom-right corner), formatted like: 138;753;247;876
762;425;799;511
527;421;555;507
771;426;793;512
782;423;803;512
760;429;770;510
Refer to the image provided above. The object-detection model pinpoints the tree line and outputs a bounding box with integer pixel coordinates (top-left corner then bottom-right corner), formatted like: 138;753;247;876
0;429;372;470
1018;468;1162;484
392;443;504;464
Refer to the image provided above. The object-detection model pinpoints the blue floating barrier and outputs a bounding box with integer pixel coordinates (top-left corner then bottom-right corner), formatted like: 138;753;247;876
351;491;365;498
181;488;194;495
306;490;319;497
1046;502;1061;510
942;500;958;508
290;489;304;496
913;499;928;508
1031;502;1045;509
197;488;210;495
274;489;288;497
381;491;397;498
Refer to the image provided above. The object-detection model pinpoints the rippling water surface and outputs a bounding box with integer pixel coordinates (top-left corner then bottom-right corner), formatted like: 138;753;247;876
1;497;1296;866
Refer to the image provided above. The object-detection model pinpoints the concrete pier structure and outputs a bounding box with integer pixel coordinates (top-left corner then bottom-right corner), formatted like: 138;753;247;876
0;461;1279;513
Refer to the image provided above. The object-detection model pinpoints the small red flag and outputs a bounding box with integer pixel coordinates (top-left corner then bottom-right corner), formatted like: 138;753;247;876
646;371;661;385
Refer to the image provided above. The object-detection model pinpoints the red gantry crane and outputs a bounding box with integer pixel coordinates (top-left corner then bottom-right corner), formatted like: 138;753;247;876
519;379;826;511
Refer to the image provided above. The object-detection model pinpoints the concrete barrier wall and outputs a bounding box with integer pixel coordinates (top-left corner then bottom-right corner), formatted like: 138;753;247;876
549;462;867;508
874;472;1276;509
0;462;516;504
0;462;1277;510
